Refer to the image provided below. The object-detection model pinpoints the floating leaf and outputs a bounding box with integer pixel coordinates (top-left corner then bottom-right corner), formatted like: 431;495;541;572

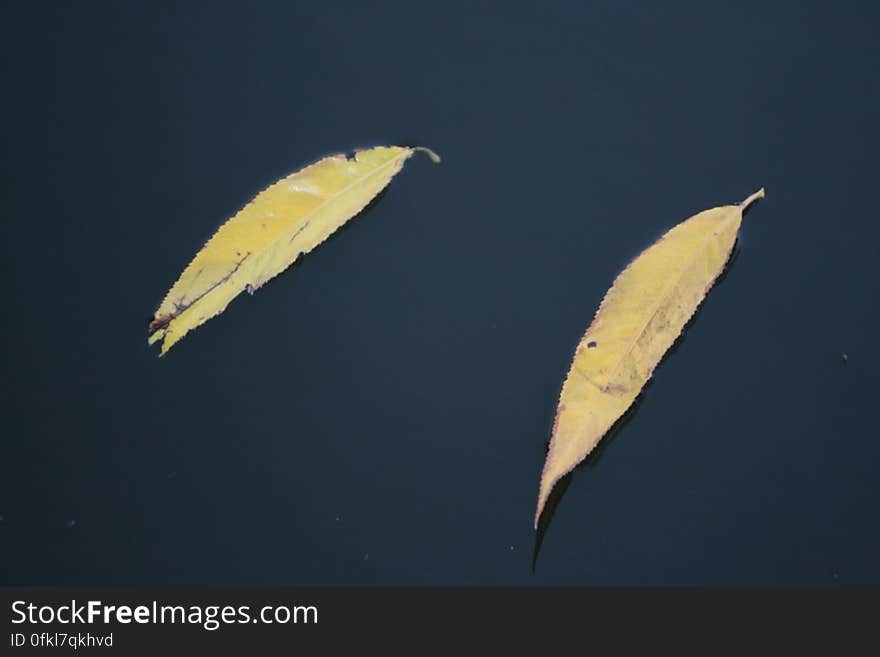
148;145;439;354
535;189;765;527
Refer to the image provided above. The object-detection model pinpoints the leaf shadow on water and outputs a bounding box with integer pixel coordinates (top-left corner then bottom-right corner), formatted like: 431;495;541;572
531;240;743;571
531;385;651;572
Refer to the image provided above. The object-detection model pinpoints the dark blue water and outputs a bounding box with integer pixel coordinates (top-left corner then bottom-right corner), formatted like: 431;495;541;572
2;1;878;585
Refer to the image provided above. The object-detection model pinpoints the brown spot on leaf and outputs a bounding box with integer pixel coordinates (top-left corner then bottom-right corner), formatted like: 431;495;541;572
149;314;172;332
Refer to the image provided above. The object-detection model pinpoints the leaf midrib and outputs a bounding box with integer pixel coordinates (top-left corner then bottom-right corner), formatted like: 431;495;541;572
599;205;739;391
164;149;410;324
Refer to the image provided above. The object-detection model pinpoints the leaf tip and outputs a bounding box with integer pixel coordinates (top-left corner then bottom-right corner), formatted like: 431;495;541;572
534;480;553;531
411;146;441;164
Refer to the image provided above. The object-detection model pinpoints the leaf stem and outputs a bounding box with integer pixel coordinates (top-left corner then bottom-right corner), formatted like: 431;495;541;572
740;187;765;210
412;146;442;164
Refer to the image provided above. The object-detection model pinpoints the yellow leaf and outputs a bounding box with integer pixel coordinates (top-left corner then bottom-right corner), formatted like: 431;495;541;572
148;145;439;354
535;188;765;528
